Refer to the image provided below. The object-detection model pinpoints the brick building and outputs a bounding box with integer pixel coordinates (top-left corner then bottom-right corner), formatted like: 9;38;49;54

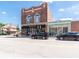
21;2;52;36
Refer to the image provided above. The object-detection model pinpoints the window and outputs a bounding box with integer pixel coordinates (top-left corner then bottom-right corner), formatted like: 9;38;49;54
26;15;32;24
34;13;40;23
63;27;68;33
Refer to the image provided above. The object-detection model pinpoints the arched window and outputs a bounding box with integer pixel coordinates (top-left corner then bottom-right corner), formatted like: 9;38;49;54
34;13;40;23
26;15;32;24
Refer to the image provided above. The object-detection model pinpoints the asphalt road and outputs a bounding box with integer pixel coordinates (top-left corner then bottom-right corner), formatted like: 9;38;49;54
0;35;79;58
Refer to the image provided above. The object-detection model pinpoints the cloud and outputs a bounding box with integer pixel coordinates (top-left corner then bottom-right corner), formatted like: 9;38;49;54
60;18;73;21
74;11;79;15
60;17;79;21
12;17;17;19
60;4;79;15
67;5;79;13
42;0;53;3
58;8;65;12
57;4;79;20
2;11;7;15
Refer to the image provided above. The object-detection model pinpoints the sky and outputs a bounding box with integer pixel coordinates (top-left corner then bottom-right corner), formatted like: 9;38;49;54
0;1;41;29
0;1;79;28
52;1;79;21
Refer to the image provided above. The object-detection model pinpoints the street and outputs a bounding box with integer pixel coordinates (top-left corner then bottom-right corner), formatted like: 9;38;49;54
0;36;79;58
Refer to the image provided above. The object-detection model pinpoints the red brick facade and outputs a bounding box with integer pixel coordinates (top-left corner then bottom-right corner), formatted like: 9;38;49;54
71;21;79;32
21;3;48;24
21;2;48;36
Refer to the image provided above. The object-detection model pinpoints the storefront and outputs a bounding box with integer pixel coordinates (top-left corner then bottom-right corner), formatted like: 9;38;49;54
25;24;47;35
48;21;71;35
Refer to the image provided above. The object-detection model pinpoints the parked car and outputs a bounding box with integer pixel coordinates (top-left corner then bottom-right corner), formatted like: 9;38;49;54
31;32;48;39
48;32;53;36
13;32;21;37
0;32;7;35
56;32;79;41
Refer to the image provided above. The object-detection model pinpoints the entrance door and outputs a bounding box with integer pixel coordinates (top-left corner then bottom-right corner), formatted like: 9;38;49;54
57;27;63;35
26;26;30;35
36;25;46;33
63;27;68;33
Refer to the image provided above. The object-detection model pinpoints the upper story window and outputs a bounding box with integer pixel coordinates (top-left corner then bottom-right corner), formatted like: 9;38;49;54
34;13;40;23
26;15;32;24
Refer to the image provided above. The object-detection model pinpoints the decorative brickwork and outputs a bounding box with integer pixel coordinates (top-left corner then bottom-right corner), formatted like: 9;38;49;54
21;2;48;36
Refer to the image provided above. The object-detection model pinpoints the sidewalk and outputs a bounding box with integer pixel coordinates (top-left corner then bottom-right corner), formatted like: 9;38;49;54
0;35;18;38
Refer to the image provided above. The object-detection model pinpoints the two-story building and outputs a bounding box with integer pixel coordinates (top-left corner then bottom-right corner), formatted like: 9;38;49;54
21;2;53;36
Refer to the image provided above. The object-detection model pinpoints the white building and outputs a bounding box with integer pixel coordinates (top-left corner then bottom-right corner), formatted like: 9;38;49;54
1;24;18;34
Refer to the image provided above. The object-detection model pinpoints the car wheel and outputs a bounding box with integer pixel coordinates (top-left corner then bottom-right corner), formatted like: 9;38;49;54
35;37;37;39
42;37;45;40
75;37;79;41
59;37;63;40
32;36;34;39
45;37;47;39
74;38;77;41
77;37;79;41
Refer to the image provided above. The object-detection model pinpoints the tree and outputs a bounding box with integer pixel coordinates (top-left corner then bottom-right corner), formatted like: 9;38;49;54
0;23;5;28
0;23;5;35
16;26;19;31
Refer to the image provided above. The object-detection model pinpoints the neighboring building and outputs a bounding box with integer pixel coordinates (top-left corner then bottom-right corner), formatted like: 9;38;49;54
21;2;53;36
1;24;18;34
48;20;79;35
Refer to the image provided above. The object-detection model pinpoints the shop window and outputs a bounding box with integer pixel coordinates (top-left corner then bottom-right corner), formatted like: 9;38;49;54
49;28;57;36
63;27;68;33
